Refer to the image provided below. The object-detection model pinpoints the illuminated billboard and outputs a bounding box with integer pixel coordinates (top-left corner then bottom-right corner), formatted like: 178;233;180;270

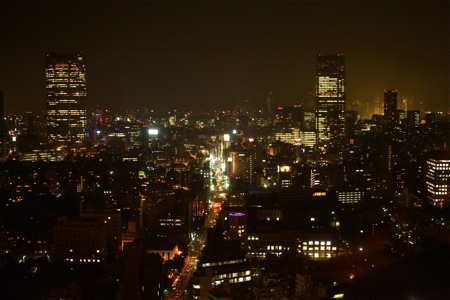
148;128;159;136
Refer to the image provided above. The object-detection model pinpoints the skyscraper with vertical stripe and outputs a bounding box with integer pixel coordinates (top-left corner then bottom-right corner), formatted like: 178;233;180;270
383;89;398;134
46;52;87;144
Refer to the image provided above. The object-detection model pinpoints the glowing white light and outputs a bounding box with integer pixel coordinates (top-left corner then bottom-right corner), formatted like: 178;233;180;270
148;129;158;135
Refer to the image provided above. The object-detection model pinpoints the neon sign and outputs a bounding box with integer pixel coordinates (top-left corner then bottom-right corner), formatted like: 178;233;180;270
229;212;245;217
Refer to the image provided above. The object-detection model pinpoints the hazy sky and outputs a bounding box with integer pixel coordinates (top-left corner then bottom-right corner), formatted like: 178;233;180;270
0;1;448;114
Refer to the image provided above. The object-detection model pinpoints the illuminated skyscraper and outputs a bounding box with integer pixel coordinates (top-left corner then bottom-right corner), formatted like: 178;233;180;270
46;52;87;144
226;150;255;185
426;151;450;207
383;90;398;134
315;54;346;145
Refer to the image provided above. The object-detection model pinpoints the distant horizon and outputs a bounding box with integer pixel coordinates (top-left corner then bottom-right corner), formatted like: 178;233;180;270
6;103;450;120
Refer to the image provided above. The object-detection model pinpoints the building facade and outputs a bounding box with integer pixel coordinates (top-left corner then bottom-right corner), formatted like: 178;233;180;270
383;89;398;134
315;54;346;145
52;217;107;264
406;110;420;129
226;150;256;184
46;52;87;144
426;153;450;207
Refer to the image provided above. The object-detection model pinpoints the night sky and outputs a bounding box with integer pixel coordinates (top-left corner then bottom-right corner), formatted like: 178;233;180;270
0;1;448;114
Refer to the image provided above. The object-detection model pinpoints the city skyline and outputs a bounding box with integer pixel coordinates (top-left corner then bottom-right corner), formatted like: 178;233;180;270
0;4;449;295
0;1;448;114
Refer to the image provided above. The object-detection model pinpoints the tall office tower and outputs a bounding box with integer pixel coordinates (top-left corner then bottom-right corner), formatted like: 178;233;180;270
426;151;450;207
46;52;87;144
315;54;346;145
383;90;398;134
226;150;256;185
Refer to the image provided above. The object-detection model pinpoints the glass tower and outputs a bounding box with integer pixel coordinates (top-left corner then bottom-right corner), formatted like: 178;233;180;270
46;52;87;144
315;54;346;145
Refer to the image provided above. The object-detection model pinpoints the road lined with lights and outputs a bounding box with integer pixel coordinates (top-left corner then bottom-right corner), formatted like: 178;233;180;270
165;190;226;299
166;146;227;299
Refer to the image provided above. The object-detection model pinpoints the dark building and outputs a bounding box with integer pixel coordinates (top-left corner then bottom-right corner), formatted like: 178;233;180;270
193;227;252;299
315;54;346;146
142;253;164;300
345;110;357;138
425;113;436;127
406;110;420;129
46;52;87;144
123;240;143;300
123;239;164;300
274;104;303;131
52;216;108;264
24;112;43;136
383;90;398;134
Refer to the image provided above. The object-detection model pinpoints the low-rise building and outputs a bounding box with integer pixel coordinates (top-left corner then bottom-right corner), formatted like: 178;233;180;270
52;216;107;264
